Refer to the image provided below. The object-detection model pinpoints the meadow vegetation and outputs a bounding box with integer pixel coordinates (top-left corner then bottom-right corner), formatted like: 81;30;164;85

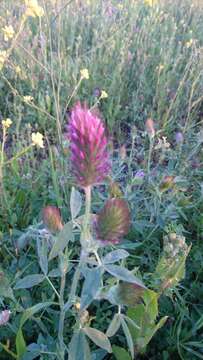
0;0;203;359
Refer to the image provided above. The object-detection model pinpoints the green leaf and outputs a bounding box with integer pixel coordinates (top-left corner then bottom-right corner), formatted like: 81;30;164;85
104;265;146;289
49;221;73;260
112;345;131;360
14;274;45;289
37;236;48;275
127;305;145;340
141;316;168;348
103;250;129;264
121;318;134;359
70;187;82;219
16;302;53;359
123;315;140;330
83;327;112;353
69;330;91;360
0;269;15;300
142;289;158;322
106;314;121;337
80;267;102;310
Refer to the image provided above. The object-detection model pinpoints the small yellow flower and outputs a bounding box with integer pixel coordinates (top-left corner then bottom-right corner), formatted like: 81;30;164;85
25;0;44;18
23;95;34;102
100;90;108;99
80;68;89;80
185;39;194;48
32;132;44;148
3;25;15;42
0;50;8;71
2;118;12;129
14;65;22;75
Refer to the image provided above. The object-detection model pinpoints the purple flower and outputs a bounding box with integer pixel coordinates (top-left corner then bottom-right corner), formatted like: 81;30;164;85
175;132;184;144
93;87;101;98
68;102;111;188
134;170;145;179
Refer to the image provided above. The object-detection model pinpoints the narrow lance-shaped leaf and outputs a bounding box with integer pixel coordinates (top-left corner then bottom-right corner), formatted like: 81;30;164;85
49;221;73;260
104;264;146;289
14;274;45;290
80;267;102;310
106;314;121;337
83;327;112;353
103;249;129;264
69;330;91;360
37;235;48;275
121;317;134;359
16;302;53;359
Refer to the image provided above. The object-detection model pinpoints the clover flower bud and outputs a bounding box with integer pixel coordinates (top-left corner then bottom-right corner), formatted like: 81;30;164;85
0;310;10;326
146;118;155;138
96;198;130;244
42;206;63;233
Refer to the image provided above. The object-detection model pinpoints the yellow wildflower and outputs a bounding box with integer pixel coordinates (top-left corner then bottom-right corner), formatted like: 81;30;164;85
3;25;15;42
25;0;44;18
144;0;157;6
32;132;44;148
80;68;89;80
23;95;34;102
100;90;108;99
2;118;12;129
0;50;7;71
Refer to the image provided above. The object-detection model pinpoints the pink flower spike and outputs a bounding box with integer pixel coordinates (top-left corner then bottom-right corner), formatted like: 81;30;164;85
68;103;111;187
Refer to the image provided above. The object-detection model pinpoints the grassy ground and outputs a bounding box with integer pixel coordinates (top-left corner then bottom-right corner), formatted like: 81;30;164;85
0;0;203;359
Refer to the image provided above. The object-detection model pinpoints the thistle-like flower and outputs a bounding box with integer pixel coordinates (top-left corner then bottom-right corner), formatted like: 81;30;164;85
68;103;111;187
42;206;63;233
95;198;130;244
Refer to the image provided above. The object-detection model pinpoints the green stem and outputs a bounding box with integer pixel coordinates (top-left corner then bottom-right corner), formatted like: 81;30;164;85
4;145;33;166
0;342;17;359
147;137;154;175
84;186;91;231
58;266;66;359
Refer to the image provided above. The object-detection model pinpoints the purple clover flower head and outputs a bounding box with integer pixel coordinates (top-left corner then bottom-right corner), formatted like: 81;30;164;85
175;132;184;144
68;102;111;188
